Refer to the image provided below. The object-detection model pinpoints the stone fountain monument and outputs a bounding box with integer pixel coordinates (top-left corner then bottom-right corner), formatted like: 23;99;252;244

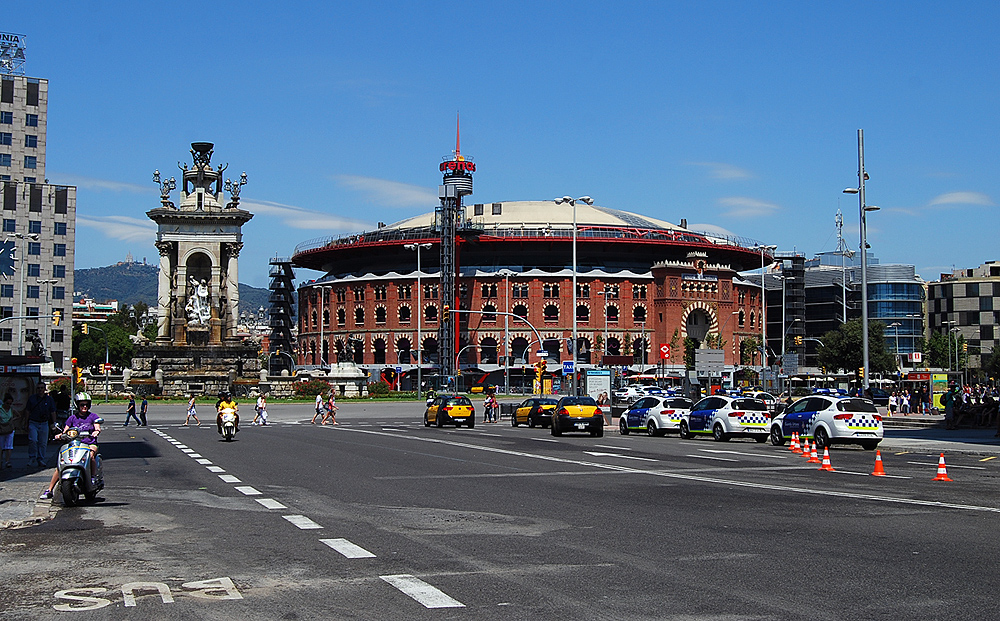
129;142;260;397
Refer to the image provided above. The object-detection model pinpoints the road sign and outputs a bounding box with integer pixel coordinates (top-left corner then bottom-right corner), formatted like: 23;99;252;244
563;361;575;374
695;349;725;374
103;363;113;373
395;366;402;373
537;350;548;357
659;343;671;359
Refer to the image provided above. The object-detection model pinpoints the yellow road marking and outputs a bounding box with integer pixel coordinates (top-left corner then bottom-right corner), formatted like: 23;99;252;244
980;456;997;462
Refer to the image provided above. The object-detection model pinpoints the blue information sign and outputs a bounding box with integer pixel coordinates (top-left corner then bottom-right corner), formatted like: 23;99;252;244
563;361;575;374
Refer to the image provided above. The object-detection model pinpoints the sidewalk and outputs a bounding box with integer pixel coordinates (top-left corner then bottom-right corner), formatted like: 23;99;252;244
0;440;60;529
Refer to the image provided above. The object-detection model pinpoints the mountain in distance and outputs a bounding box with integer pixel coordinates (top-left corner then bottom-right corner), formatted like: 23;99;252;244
74;262;272;314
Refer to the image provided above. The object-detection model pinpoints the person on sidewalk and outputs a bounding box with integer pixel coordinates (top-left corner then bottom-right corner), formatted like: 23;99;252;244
184;394;201;426
139;396;148;427
26;382;57;468
0;393;15;469
321;393;338;425
124;394;141;427
311;393;323;424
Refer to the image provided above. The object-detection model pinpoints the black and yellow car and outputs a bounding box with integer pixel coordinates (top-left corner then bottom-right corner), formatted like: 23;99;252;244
511;397;560;428
424;396;476;428
551;396;605;437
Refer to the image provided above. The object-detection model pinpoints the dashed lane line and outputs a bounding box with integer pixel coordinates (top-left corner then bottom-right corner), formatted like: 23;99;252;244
255;498;286;510
196;459;213;465
583;452;658;462
206;465;225;473
982;456;998;462
698;448;788;459
530;437;559;443
321;538;377;558
686;454;739;462
380;574;465;609
906;461;986;470
188;453;203;458
283;515;323;529
219;474;242;483
234;486;262;496
594;444;633;451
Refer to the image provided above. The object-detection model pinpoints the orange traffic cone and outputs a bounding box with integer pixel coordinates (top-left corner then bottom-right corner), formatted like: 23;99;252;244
790;432;801;453
801;437;813;459
932;453;953;481
871;450;886;476
808;442;821;464
819;447;835;471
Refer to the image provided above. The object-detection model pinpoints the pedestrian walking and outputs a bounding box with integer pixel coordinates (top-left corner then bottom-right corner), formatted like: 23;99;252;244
26;382;57;468
139;396;148;426
253;393;269;426
322;393;338;425
943;385;959;430
184;394;201;426
311;393;323;424
124;394;141;427
0;392;15;469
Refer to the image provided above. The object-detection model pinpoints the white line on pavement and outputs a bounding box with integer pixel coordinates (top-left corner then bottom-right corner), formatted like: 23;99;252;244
255;498;286;509
188;453;203;458
530;437;559;443
907;461;985;470
594;444;632;450
175;445;189;449
283;515;323;529
206;466;225;473
380;574;465;609
583;452;658;462
321;538;376;558
699;449;788;459
219;474;242;483
234;486;261;496
686;454;739;462
835;470;912;479
181;448;196;453
196;459;213;465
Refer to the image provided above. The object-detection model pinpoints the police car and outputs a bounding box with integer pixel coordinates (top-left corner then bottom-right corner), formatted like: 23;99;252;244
678;396;770;442
769;395;882;450
619;396;693;436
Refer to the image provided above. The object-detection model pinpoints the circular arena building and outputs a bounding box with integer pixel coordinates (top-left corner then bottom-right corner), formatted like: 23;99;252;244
292;193;774;392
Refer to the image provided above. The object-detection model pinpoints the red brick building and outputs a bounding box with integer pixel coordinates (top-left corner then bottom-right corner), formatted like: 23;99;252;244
292;201;771;388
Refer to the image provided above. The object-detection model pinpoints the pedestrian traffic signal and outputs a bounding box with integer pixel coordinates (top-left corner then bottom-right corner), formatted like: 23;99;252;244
52;310;61;325
81;323;89;335
963;342;968;353
858;366;865;379
794;335;803;346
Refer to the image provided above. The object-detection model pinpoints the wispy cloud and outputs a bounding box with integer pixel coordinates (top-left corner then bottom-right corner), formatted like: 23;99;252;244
48;173;154;194
688;223;737;238
718;196;780;218
928;191;994;207
77;215;156;242
688;162;754;181
332;175;438;207
242;199;371;231
885;207;919;216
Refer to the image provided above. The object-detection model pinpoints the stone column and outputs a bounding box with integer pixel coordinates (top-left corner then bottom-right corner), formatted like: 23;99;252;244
154;241;174;343
226;242;242;340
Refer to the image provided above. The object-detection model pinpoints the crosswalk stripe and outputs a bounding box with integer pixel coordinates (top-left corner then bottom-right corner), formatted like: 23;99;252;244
196;459;213;465
283;515;323;529
206;465;225;473
255;498;286;509
380;574;464;609
234;486;261;496
219;474;241;483
320;538;376;558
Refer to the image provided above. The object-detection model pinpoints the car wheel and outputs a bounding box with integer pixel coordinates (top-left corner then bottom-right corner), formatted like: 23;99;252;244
860;440;879;451
436;414;443;428
813;427;830;450
593;426;604;438
712;423;729;442
468;419;475;429
646;421;658;437
528;417;536;428
512;415;519;427
424;412;430;427
755;435;768;443
679;420;692;440
769;425;785;446
619;419;630;435
551;423;562;437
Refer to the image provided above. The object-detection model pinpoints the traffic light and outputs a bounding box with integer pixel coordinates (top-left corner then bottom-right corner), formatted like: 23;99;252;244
963;342;968;353
52;310;61;325
535;359;547;381
858;366;865;379
81;323;89;335
442;305;450;320
794;335;803;346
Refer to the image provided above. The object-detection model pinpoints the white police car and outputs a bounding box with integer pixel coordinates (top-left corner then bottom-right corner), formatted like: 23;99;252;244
769;395;883;450
679;396;771;442
619;396;693;436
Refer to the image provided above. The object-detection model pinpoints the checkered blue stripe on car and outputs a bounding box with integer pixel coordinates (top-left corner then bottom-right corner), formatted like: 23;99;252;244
739;413;770;427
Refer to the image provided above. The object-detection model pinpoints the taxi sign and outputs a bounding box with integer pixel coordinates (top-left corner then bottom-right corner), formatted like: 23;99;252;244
563;361;574;374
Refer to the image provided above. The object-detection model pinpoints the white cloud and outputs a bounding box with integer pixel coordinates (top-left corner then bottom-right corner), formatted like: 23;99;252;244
241;199;371;231
928;191;994;207
332;175;437;207
717;196;780;218
77;215;156;242
688;162;754;181
48;173;153;194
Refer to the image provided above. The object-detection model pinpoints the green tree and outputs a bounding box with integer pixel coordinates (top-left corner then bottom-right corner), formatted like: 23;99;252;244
72;323;135;369
740;336;761;365
683;337;697;370
816;319;895;375
983;346;1000;381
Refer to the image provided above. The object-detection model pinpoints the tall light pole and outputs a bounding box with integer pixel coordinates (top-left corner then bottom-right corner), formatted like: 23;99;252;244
555;195;593;397
888;321;901;372
844;129;879;391
597;290;608;363
498;268;513;396
405;243;432;399
754;244;777;383
316;285;331;369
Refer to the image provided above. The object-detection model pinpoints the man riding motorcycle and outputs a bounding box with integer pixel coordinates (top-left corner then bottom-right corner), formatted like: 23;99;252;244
216;391;239;435
40;392;102;500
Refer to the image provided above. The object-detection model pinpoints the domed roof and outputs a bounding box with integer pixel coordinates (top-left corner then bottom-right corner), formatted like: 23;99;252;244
383;200;684;232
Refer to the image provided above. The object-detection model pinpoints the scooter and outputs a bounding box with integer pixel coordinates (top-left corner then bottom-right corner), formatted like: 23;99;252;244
57;427;104;507
220;408;237;441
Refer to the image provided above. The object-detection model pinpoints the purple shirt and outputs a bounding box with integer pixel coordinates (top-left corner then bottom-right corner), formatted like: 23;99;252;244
65;411;101;444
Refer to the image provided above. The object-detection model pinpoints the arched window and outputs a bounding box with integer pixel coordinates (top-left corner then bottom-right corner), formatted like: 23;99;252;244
543;304;559;322
396;337;412;364
738;310;745;327
354;307;365;325
399;305;411;323
425;305;438;323
633;306;646;323
577;304;590;323
483;304;497;322
337;308;346;326
512;304;528;319
749;311;755;328
480;337;498;364
311;310;317;329
606;337;621;356
375;307;387;324
373;338;387;364
422;337;438;363
323;309;330;327
606;305;619;323
511;336;529;363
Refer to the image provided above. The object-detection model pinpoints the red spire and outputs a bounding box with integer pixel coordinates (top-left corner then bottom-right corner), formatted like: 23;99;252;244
454;113;464;161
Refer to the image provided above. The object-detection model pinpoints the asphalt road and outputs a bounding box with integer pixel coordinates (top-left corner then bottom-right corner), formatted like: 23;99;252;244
5;401;1000;620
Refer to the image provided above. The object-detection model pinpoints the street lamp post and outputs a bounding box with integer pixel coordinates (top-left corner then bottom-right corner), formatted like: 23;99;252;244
597;290;608;363
843;129;879;391
316;285;331;370
405;243;432;399
498;269;513;397
554;195;593;397
754;244;777;385
887;322;901;372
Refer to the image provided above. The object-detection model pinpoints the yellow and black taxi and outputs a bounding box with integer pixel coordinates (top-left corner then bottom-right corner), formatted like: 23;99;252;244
424;395;476;428
511;397;560;428
551;395;605;437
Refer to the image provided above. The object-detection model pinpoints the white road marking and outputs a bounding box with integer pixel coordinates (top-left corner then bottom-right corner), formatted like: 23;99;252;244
234;486;261;496
340;427;1000;514
219;474;241;483
196;459;213;465
479;433;502;437
188;453;203;458
182;449;196;454
320;538;376;558
283;515;323;529
686;454;739;462
381;428;407;432
594;444;632;451
175;445;189;449
530;437;559;443
583;451;658;462
907;461;985;470
835;470;912;479
699;449;788;459
255;498;286;509
380;574;464;609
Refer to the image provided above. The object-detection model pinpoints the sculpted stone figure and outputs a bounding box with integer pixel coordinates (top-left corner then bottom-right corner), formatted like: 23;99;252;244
186;276;212;325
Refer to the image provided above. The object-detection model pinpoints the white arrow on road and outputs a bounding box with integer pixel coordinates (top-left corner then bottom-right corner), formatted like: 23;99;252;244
583;452;658;462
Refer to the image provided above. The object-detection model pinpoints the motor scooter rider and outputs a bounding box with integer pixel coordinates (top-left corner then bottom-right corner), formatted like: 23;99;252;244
216;391;239;434
41;392;102;500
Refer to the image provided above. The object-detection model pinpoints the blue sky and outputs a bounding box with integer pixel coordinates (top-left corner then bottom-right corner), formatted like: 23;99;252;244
9;1;999;287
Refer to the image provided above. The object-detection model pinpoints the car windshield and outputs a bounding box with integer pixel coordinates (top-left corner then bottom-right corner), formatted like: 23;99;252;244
836;398;878;413
562;397;598;407
732;398;768;411
446;398;472;406
664;398;693;408
538;399;559;406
